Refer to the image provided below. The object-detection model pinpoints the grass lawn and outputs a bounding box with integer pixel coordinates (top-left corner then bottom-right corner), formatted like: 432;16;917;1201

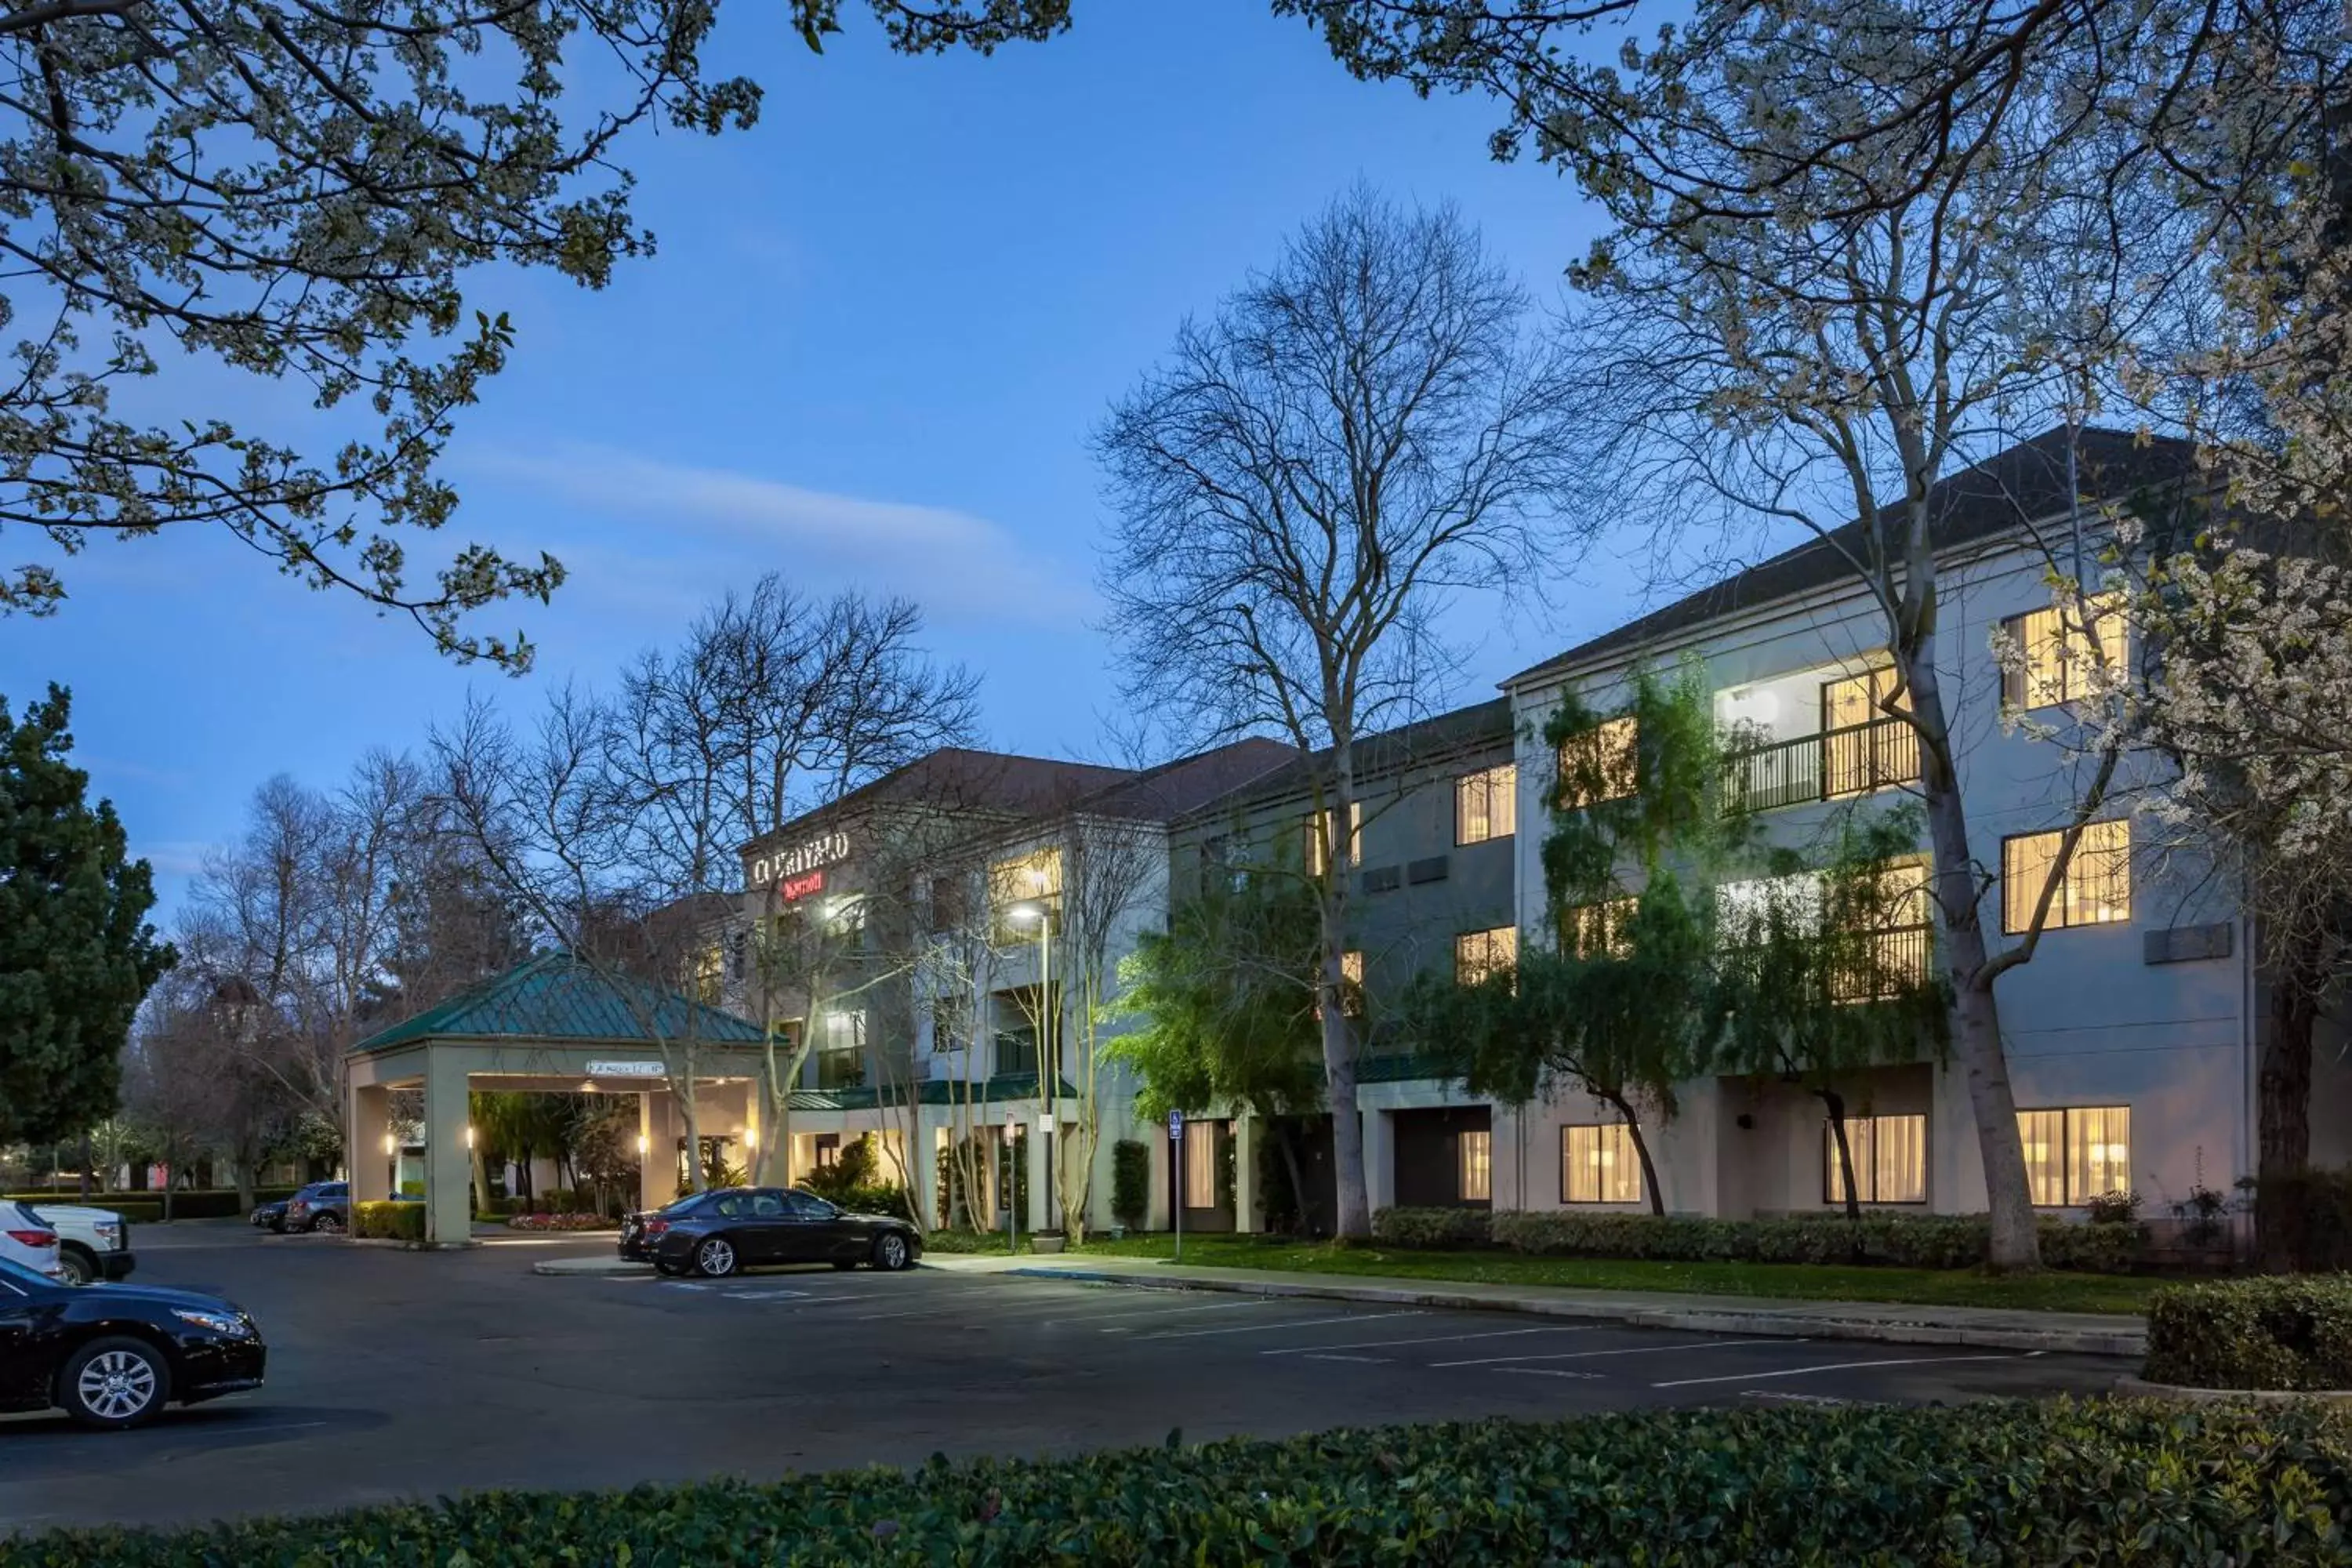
1052;1232;2163;1316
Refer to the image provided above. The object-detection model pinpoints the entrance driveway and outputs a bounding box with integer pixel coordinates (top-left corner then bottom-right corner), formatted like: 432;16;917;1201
2;1222;2125;1533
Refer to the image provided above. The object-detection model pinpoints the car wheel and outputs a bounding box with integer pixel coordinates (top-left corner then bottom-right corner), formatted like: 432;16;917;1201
310;1210;343;1234
55;1246;96;1287
871;1232;912;1272
694;1236;739;1278
60;1337;171;1430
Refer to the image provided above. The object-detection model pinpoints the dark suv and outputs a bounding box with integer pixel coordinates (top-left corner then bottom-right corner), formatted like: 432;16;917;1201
280;1181;349;1233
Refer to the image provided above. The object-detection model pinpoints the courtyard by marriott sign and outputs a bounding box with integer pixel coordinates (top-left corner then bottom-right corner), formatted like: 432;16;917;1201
750;829;851;891
586;1060;666;1079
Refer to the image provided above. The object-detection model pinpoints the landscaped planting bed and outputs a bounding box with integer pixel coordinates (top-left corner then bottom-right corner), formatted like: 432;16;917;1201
4;1401;2346;1565
1372;1205;2145;1273
2143;1275;2352;1391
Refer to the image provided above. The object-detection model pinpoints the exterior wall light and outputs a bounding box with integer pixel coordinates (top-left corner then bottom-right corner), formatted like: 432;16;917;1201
637;1133;650;1156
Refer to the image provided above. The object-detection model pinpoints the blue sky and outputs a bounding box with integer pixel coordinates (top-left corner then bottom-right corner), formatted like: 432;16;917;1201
0;2;1653;917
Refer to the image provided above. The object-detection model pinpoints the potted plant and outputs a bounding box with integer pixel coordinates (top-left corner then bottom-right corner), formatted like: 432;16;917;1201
1032;1229;1067;1254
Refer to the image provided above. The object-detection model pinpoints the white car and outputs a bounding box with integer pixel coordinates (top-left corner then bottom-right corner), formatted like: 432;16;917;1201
2;1200;63;1280
30;1203;135;1285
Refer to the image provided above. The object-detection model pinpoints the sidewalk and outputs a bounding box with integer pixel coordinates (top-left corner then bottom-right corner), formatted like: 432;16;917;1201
923;1251;2145;1357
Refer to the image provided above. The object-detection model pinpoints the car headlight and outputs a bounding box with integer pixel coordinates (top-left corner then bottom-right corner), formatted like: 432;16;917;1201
171;1308;250;1337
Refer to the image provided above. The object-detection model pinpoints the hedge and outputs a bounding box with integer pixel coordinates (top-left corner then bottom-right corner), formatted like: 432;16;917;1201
2144;1275;2352;1391
6;1401;2350;1565
1367;1207;2144;1273
351;1201;425;1242
1111;1139;1149;1231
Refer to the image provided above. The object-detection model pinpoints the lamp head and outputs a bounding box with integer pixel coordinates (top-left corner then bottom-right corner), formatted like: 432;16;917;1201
1007;902;1044;927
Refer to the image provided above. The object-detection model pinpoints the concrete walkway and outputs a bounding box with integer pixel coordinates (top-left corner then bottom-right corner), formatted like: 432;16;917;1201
921;1252;2145;1357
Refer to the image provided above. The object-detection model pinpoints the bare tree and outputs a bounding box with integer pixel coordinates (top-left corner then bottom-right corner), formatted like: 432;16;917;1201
1543;5;2209;1267
1097;188;1590;1236
1053;814;1162;1242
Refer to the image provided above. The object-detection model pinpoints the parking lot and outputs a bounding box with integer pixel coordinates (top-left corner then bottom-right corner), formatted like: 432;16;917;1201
2;1222;2126;1532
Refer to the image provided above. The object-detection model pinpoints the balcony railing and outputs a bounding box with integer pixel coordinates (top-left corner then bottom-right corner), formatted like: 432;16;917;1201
1828;923;1936;1004
1724;715;1920;813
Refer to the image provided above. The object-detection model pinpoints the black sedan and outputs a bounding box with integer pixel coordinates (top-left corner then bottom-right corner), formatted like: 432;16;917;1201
619;1187;921;1277
0;1257;266;1429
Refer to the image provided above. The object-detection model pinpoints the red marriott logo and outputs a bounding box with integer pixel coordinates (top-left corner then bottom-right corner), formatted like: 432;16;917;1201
781;869;827;902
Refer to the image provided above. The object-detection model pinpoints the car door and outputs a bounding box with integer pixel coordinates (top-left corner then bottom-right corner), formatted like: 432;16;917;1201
0;1270;51;1410
742;1191;798;1264
782;1190;852;1262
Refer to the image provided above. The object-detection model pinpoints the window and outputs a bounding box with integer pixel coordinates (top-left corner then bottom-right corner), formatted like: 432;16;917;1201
1459;1130;1491;1202
1454;926;1519;986
2017;1106;2131;1206
1455;763;1519;844
692;943;723;1004
1319;950;1366;1022
1563;898;1636;960
1819;665;1919;797
827;895;868;946
2002;593;2130;710
1557;716;1639;808
1823;1113;1927;1204
1563;1123;1642;1204
989;847;1064;939
813;1134;841;1169
1827;859;1934;1002
2002;818;2131;934
1305;803;1364;877
817;1011;866;1089
1182;1121;1218;1209
993;1022;1039;1077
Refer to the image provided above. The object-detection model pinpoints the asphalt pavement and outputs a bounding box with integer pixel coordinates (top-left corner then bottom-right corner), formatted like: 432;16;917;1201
1;1221;2127;1533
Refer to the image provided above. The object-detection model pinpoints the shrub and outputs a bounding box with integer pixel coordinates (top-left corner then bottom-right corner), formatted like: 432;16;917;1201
351;1201;425;1242
507;1213;617;1232
1372;1207;1493;1249
6;1401;2350;1565
2085;1189;2142;1224
13;1187;301;1222
1112;1138;1149;1230
2144;1275;2352;1390
915;1228;1012;1254
1484;1210;2143;1273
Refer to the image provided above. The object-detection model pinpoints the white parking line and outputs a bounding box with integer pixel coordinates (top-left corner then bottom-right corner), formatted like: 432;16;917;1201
1303;1352;1393;1363
1653;1352;2024;1390
721;1288;814;1301
1432;1338;1794;1370
1260;1326;1593;1358
1134;1310;1425;1341
1494;1367;1603;1381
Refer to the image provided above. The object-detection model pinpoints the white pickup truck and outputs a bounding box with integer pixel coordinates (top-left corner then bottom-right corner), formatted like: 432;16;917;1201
29;1202;136;1285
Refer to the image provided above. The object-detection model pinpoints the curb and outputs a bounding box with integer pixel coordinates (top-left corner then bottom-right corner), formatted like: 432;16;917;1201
532;1256;653;1277
2115;1374;2352;1403
1007;1266;2145;1358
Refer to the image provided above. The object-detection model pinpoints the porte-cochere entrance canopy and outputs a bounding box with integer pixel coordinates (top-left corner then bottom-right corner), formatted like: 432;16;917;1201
346;953;772;1245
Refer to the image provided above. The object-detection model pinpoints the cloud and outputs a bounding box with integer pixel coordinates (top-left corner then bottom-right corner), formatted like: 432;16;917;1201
465;445;1095;627
132;839;217;878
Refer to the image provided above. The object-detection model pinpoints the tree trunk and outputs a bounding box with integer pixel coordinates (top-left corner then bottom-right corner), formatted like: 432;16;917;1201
1318;750;1371;1239
1906;641;2041;1271
77;1133;91;1200
1608;1094;1667;1216
1819;1087;1861;1225
2258;921;2326;1271
233;1156;256;1214
1276;1118;1316;1237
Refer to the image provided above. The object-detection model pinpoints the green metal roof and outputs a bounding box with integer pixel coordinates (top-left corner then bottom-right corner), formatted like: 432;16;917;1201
352;952;768;1054
1356;1052;1459;1086
786;1073;1078;1112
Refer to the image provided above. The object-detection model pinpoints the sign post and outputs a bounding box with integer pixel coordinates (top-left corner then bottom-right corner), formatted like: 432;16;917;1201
1167;1109;1185;1265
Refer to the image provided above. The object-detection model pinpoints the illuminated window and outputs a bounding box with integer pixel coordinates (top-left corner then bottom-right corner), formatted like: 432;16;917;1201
1182;1121;1218;1209
1454;926;1519;986
1557;716;1639;808
2002;819;2131;934
1459;1130;1492;1202
989;847;1064;941
1305;803;1364;877
1563;1123;1641;1204
1824;1113;1926;1204
2017;1106;2131;1206
1317;949;1367;1022
1563;898;1637;960
1455;764;1519;844
692;943;724;1004
2002;593;2130;710
1820;665;1919;797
